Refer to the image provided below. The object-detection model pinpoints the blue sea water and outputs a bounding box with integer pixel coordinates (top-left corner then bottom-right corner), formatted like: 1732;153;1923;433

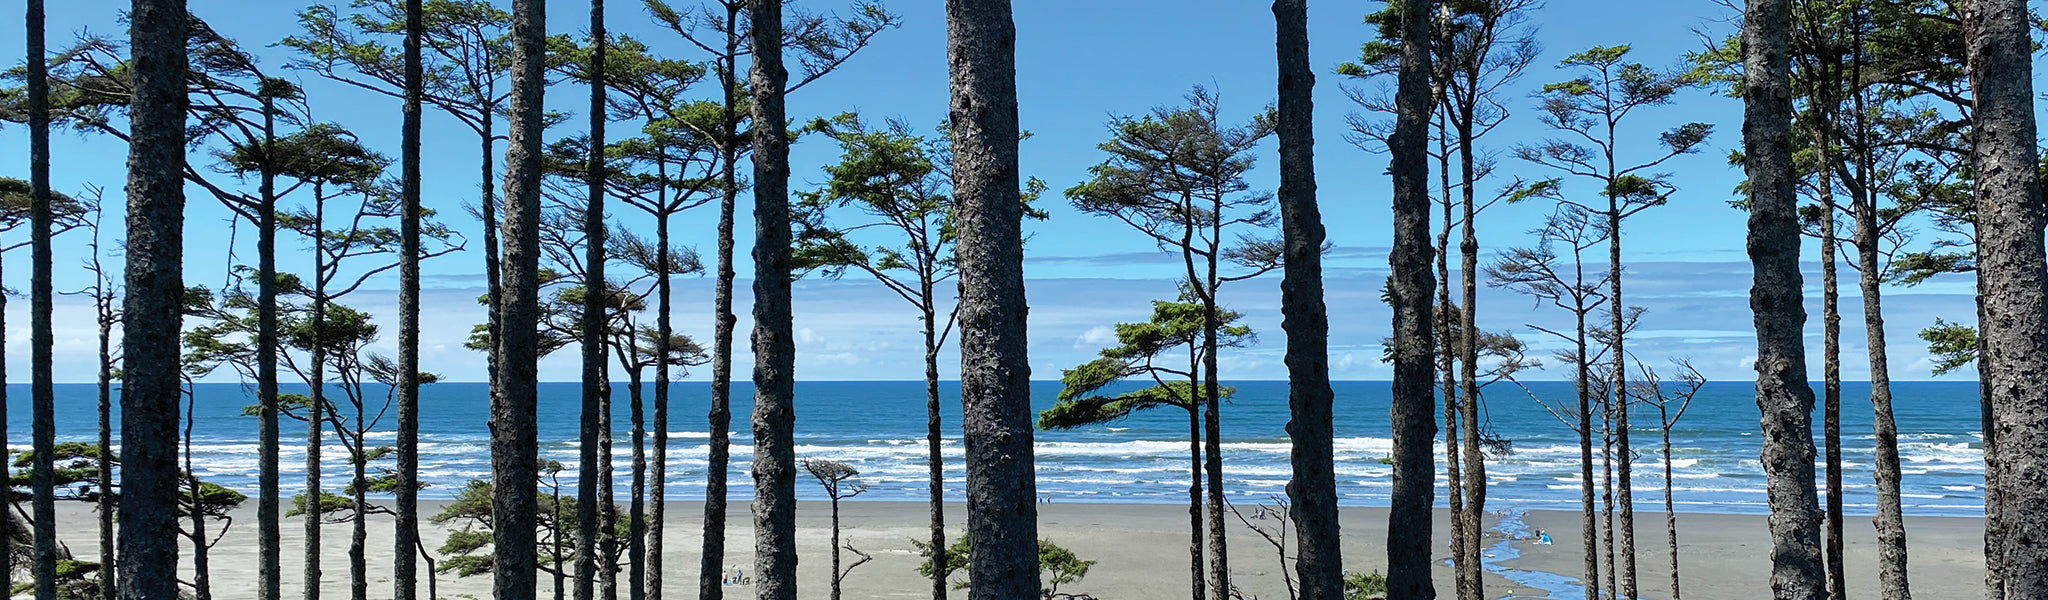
1;380;1985;516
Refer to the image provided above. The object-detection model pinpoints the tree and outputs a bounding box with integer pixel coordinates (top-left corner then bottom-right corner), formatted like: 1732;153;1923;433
1271;2;1338;599
545;30;712;600
117;2;188;600
1384;0;1436;596
637;4;897;596
283;0;515;410
1518;45;1710;598
574;4;611;600
947;0;1039;598
1743;0;1828;596
493;0;548;597
1038;299;1250;600
747;0;800;597
794;113;1042;600
1966;0;2048;596
258;125;390;600
1067;87;1278;600
1490;203;1608;600
802;459;871;600
1627;360;1702;600
7;17;311;600
79;192;120;600
25;0;60;596
395;0;427;598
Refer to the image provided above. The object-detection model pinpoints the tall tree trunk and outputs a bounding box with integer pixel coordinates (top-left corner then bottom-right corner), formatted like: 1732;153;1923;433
947;1;1040;597
1851;45;1911;600
577;3;610;598
118;2;188;599
1576;311;1598;600
26;1;61;597
394;1;425;598
353;409;370;600
1606;196;1636;600
1203;225;1229;600
493;0;548;596
829;494;844;600
599;387;618;600
653;211;677;600
1743;0;1828;595
924;302;950;600
1660;407;1680;600
1386;0;1437;596
1188;406;1205;600
98;282;116;600
188;391;213;600
1966;0;2048;596
1436;128;1465;600
307;187;329;600
748;0;799;596
698;9;743;596
1601;402;1616;599
1273;1;1341;596
628;367;647;600
1455;119;1485;600
1815;112;1847;600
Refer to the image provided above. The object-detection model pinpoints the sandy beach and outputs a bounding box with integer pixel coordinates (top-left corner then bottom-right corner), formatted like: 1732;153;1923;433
42;500;1984;599
1507;509;1986;600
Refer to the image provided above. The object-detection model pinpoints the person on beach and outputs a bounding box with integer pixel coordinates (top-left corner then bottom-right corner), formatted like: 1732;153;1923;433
1535;529;1552;545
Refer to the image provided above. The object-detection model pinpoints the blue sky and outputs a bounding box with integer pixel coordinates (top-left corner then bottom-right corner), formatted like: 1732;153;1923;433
0;0;1991;383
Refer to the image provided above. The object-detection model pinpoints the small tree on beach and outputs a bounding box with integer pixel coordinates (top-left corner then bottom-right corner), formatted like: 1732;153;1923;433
803;459;871;600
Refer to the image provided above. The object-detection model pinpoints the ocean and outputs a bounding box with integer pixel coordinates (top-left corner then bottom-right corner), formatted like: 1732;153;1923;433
1;379;1985;517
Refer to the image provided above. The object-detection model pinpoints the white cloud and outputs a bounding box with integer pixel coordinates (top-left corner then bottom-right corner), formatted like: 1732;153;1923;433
1074;325;1116;349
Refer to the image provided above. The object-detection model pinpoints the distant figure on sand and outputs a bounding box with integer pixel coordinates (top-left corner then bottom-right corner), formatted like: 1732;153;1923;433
1535;529;1553;545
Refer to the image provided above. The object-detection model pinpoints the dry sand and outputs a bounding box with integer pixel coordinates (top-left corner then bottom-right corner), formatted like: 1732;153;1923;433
44;500;1984;599
1508;509;1985;600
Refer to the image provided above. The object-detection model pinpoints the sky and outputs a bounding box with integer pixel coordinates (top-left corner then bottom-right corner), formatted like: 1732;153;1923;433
0;0;1999;383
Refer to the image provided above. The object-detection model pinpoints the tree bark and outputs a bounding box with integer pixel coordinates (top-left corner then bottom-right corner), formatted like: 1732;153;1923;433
1455;119;1485;600
1966;0;2048;596
924;302;950;600
748;0;799;597
1852;83;1913;600
698;8;743;597
1436;127;1465;600
577;4;609;599
308;187;329;600
1661;408;1681;600
27;0;59;597
1188;405;1205;600
1204;200;1230;600
1814;107;1846;600
1577;306;1598;600
1743;0;1828;595
98;275;116;600
1387;0;1437;596
947;1;1040;598
1606;189;1636;600
493;0;547;596
118;2;188;600
1274;2;1340;597
395;1;425;598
